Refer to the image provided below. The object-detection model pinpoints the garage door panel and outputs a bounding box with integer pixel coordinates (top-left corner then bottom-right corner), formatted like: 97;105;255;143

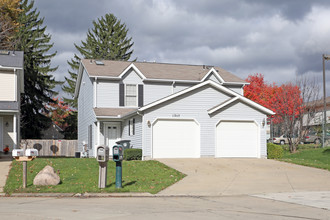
153;119;200;158
216;121;258;158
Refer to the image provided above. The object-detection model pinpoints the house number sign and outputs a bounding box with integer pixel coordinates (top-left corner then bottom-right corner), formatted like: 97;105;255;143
172;114;180;117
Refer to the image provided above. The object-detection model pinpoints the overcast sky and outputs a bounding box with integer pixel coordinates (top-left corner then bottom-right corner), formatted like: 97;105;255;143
34;0;330;97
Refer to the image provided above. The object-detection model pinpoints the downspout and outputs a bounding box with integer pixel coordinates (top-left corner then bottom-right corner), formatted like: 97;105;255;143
93;77;97;108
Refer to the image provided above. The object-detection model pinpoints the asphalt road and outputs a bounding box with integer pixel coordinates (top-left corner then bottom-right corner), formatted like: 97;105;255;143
0;196;329;220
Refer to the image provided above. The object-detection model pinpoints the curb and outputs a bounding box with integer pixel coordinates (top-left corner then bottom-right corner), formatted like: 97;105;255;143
1;192;157;198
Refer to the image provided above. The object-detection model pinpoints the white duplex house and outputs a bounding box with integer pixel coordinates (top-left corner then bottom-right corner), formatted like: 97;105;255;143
75;59;274;159
0;50;24;152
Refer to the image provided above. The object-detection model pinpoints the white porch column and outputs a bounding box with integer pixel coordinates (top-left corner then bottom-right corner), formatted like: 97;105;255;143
13;113;17;149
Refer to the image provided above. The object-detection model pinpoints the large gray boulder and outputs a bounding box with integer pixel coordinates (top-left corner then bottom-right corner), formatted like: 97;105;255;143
33;165;60;186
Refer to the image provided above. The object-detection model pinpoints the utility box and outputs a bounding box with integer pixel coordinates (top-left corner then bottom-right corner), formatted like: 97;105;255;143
12;149;24;157
96;146;109;162
113;145;123;162
25;149;38;157
115;140;131;150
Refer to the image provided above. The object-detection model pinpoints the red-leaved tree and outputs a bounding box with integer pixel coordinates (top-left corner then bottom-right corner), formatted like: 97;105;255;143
45;97;73;130
244;74;314;153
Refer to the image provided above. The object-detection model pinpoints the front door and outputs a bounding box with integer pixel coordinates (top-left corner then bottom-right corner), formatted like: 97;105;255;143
104;122;121;155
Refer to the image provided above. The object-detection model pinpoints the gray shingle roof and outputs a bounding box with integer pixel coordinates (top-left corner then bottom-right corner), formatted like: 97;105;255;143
0;50;24;68
81;59;247;83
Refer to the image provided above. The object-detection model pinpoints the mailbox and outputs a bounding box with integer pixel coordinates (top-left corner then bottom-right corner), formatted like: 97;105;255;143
113;145;123;162
25;149;38;157
96;146;109;162
12;149;24;157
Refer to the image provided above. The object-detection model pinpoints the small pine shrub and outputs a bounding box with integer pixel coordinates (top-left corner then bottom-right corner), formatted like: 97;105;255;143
322;148;330;155
124;148;142;161
267;143;283;159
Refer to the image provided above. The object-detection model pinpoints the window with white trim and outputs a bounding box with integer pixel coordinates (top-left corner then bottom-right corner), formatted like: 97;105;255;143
125;84;137;106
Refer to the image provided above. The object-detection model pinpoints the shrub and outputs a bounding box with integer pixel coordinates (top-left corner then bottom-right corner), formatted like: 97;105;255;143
322;148;330;155
267;143;283;159
124;148;142;161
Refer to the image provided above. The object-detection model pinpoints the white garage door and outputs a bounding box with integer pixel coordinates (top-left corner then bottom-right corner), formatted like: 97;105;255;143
152;119;200;158
216;121;258;157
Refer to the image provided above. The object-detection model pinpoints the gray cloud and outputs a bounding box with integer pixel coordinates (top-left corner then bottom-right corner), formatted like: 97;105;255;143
33;0;330;96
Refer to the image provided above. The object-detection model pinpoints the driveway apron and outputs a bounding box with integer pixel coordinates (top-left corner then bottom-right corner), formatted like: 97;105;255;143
157;158;330;196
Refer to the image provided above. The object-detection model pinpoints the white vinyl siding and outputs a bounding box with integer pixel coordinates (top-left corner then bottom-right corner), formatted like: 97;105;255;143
121;116;142;149
144;82;172;105
97;80;119;107
142;85;267;158
173;83;195;93
121;69;143;84
125;84;137;106
78;68;96;156
0;71;15;101
223;85;243;95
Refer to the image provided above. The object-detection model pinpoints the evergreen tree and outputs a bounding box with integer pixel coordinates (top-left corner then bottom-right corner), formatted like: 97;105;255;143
62;13;134;107
14;0;61;139
62;54;80;107
61;111;78;140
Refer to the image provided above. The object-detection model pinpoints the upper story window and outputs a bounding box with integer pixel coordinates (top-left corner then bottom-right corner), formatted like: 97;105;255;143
125;84;137;106
119;84;144;107
0;70;16;101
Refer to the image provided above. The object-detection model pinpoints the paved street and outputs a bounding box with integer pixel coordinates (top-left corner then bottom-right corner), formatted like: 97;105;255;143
1;195;330;220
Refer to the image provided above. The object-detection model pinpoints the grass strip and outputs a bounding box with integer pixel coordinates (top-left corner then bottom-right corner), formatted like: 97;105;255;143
4;158;185;194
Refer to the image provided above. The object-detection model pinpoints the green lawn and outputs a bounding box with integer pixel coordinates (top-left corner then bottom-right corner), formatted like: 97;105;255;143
279;146;330;171
4;158;185;194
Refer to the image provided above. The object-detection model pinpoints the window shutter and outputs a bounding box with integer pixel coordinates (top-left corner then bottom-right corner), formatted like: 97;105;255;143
133;118;135;135
88;124;92;149
119;84;124;106
138;84;144;107
128;120;131;136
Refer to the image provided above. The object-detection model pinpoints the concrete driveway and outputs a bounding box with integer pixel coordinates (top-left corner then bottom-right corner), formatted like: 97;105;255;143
157;158;330;196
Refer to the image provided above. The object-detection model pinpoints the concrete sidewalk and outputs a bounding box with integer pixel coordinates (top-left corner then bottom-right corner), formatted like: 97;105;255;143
0;159;12;193
157;158;330;196
254;191;330;210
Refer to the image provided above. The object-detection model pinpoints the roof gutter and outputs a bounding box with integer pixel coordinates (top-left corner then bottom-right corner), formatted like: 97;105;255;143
143;78;200;84
222;82;250;85
0;66;23;70
90;76;121;80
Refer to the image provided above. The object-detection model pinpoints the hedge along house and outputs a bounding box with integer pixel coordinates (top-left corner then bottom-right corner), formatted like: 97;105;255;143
0;50;24;152
75;59;274;159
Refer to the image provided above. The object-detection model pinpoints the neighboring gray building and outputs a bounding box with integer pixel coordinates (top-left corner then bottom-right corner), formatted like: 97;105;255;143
41;122;64;140
75;59;274;159
0;50;24;152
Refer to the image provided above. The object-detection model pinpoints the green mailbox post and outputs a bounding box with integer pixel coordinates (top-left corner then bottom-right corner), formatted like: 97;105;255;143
112;145;123;188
